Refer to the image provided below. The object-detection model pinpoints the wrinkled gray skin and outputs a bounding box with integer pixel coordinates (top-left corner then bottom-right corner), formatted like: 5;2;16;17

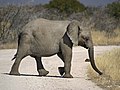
9;18;102;78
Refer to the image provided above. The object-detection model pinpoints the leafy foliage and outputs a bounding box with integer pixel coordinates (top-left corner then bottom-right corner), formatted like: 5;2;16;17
44;0;86;14
107;1;120;19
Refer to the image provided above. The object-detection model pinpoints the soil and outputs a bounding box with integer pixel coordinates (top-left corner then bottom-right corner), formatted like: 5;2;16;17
0;46;119;90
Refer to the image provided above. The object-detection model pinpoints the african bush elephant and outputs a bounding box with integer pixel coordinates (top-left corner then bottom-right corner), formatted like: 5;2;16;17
9;18;102;78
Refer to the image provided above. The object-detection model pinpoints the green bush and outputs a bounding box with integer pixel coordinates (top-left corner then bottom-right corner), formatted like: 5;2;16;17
45;0;86;14
107;1;120;19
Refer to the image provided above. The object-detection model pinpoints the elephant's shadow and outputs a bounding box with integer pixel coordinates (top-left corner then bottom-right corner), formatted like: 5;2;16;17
3;73;62;78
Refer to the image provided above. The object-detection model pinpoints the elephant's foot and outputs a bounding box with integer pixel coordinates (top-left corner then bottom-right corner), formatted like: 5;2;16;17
58;67;65;76
38;69;49;76
9;71;20;75
62;74;73;78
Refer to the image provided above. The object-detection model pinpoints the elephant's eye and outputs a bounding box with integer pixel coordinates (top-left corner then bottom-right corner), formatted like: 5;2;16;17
85;37;89;41
82;36;88;41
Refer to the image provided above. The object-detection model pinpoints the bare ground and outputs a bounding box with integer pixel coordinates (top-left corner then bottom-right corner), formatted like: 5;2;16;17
0;46;119;90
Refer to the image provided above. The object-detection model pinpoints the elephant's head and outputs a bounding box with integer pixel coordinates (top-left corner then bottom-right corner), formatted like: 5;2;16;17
67;20;102;75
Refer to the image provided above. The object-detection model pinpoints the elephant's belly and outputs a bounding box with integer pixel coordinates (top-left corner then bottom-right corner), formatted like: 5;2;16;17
30;44;59;57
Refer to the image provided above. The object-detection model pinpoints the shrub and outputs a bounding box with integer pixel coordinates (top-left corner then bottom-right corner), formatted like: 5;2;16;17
107;1;120;19
44;0;86;14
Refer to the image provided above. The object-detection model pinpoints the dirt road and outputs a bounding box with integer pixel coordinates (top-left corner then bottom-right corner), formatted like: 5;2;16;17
0;46;119;90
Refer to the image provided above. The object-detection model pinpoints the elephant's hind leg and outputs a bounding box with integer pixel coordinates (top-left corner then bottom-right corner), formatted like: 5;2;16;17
9;45;29;75
57;52;65;76
10;34;31;75
10;44;29;75
34;57;49;76
9;54;25;75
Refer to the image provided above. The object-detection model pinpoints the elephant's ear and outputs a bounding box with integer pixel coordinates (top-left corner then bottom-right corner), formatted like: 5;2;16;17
67;20;80;46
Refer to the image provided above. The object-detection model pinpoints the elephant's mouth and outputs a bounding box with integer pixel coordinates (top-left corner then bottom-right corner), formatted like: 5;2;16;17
78;42;88;49
82;44;89;49
84;46;88;49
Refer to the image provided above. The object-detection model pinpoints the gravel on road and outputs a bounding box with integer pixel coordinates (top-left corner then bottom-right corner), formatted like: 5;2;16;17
0;46;119;90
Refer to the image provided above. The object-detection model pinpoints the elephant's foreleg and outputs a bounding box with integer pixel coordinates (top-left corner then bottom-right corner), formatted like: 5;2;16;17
34;57;49;76
60;44;73;78
63;53;73;78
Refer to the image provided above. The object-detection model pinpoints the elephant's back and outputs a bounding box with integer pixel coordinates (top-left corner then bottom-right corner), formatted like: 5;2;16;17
26;18;70;30
33;18;70;30
23;18;70;39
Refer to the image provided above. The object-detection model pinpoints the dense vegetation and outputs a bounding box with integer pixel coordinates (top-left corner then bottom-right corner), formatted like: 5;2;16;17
88;48;120;90
45;0;86;14
107;1;120;19
0;0;120;45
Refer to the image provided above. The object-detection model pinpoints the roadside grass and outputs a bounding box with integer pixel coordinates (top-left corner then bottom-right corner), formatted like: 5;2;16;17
91;29;120;45
0;42;17;49
87;48;120;90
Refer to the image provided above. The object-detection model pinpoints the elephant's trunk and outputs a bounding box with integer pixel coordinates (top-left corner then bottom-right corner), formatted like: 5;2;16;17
88;47;103;75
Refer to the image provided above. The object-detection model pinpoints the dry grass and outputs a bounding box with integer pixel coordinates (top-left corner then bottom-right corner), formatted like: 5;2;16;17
0;42;17;49
87;48;120;90
91;29;120;45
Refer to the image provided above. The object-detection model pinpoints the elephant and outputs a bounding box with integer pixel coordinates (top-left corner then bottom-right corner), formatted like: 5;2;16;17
9;18;102;78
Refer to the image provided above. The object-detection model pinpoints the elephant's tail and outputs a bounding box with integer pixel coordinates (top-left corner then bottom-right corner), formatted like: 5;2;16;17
11;33;21;61
11;53;17;61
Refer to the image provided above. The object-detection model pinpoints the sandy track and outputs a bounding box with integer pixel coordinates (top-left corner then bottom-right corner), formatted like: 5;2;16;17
0;46;119;90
